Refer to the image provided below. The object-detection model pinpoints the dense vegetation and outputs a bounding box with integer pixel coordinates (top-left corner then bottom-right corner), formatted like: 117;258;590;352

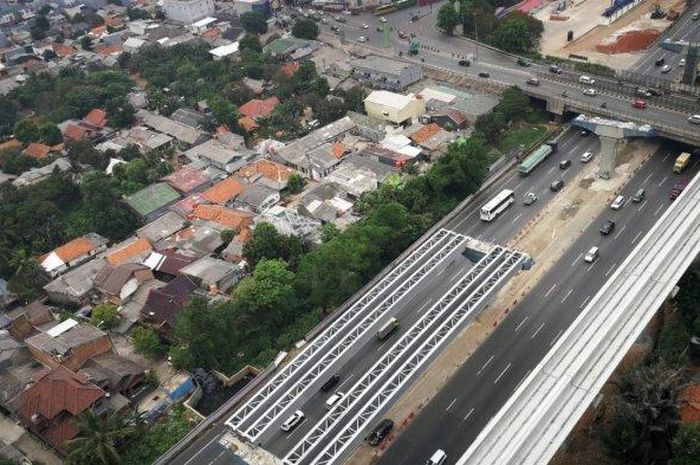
170;136;492;374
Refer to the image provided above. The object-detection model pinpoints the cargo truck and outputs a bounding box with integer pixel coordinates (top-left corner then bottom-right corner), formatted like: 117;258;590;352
673;152;691;173
517;140;558;175
670;177;689;200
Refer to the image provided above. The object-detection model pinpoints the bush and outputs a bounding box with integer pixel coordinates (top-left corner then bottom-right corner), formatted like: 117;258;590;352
90;303;120;329
132;326;165;359
292;19;319;40
241;11;268;34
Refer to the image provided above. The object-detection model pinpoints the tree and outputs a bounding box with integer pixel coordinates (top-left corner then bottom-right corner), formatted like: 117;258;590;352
91;303;120;329
80;35;93;51
240;33;262;52
39;123;63;145
208;95;239;128
313;98;347;126
292;19;319;40
13;119;39;143
220;229;235;244
496;86;531;122
132;326;164;358
106;97;136;129
487;12;544;54
428;136;491;197
30;14;50;40
233;259;298;327
670;422;700;465
342;87;368;113
241;11;268;34
0;97;17;137
66;139;107;169
285;173;306;195
243;222;306;268
0;149;39;175
437;2;460;35
8;256;48;303
66;411;134;465
474;111;506;143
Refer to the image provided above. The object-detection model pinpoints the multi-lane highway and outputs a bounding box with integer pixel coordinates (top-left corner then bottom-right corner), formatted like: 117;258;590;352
378;144;700;465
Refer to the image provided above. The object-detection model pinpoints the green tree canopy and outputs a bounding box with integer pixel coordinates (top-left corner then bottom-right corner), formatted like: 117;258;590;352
13;119;39;143
285;173;306;195
66;410;134;465
39;123;63;145
240;33;263;52
437;2;460;35
241;11;268;34
292;19;319;40
132;326;164;359
91;303;120;329
670;422;700;465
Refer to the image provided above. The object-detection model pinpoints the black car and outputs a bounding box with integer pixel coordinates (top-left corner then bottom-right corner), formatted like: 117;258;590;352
320;374;340;392
550;180;565;192
559;159;571;169
367;419;394;446
478;71;490;78
458;59;470;67
600;220;616;235
655;57;665;66
647;88;663;96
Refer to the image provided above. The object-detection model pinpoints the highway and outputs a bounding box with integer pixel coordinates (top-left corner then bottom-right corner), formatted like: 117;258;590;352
377;145;700;465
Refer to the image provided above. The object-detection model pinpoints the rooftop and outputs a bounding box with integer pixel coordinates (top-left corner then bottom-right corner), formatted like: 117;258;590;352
203;176;245;205
191;204;253;231
126;182;181;218
239;97;280;119
136;211;187;244
105;238;153;266
137;109;205;146
162;165;210;193
365;90;417;110
25;319;106;357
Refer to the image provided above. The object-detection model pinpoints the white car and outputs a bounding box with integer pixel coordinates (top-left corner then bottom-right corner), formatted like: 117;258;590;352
356;36;368;43
610;195;625;210
362;23;368;29
578;75;596;85
582;88;597;97
325;392;344;409
680;58;686;66
580;151;594;163
584;246;599;263
661;64;671;73
380;16;387;22
688;114;700;124
281;410;305;432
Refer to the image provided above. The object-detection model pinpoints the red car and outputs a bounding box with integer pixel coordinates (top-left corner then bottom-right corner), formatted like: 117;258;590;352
397;30;408;39
632;99;647;109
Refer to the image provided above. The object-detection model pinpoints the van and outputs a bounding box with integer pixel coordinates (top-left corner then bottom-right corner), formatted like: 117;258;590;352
579;75;595;85
321;374;340;392
584;247;599;263
526;77;540;86
427;449;447;465
376;317;399;340
632;188;645;202
325;392;344;409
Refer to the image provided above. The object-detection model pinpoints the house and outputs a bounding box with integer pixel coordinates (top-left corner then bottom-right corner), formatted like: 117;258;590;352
44;258;107;305
113;126;174;153
351;56;423;91
407;122;455;155
141;275;197;333
162;166;210;195
0;331;44;415
122;37;146;53
142;250;198;281
136;109;208;147
23;142;52;160
263;37;310;59
239;96;279;120
114;279;165;334
298;182;355;225
63;124;89;141
325;165;377;199
136;211;187;245
235;184;279;213
274;117;357;180
82;108;108;130
12;158;72;188
221;228;252;262
39;233;109;278
191;204;253;232
180;256;239;293
125;182;181;222
345;148;403;178
162;0;215;23
25;319;112;372
238;116;259;133
184;137;251;173
256;205;321;241
164;224;225;257
236;159;293;191
17;365;106;453
169;193;207;218
7;301;54;340
426;109;468;130
364;90;426;125
78;352;145;396
93;263;154;305
202;176;245;205
209;41;239;61
104;237;153;266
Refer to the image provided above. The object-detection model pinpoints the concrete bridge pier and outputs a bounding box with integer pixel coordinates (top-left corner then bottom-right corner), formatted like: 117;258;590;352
595;125;626;179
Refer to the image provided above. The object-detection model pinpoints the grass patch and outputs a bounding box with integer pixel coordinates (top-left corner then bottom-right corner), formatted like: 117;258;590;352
496;125;547;154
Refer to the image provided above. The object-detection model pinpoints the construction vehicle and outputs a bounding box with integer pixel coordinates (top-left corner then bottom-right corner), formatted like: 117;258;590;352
673;152;691;173
650;4;666;19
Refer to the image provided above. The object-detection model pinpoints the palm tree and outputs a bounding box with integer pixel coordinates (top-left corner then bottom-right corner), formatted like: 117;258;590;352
66;410;135;465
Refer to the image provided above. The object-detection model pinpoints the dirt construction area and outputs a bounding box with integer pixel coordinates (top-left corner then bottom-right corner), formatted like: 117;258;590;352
345;137;659;465
537;0;687;68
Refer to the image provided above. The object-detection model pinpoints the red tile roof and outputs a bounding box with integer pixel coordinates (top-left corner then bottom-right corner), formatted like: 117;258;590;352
162;166;209;193
106;238;152;266
104;16;123;28
192;204;253;231
63;124;88;141
239;97;280;119
18;366;104;452
280;62;299;76
95;43;122;56
410;123;442;145
238;116;260;133
680;383;700;423
52;43;77;57
23;142;51;159
52;237;99;263
237;159;293;183
445;109;468;127
202;176;245;205
201;26;221;39
0;138;22;151
83;109;108;129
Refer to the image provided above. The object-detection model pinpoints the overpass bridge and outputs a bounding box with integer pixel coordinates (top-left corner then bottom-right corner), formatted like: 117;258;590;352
457;169;700;465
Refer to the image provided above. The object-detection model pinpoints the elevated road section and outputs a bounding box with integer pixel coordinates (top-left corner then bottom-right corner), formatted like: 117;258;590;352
457;172;700;465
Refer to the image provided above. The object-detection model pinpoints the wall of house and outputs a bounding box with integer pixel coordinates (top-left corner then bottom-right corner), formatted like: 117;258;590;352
364;99;425;125
28;335;113;372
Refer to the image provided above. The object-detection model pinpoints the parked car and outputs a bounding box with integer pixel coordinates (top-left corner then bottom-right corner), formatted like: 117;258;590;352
610;195;626;210
376;26;383;31
356;36;368;43
582;88;597;96
580;129;590;137
632;99;647;109
661;64;671;73
579;75;596;85
688;114;700;124
459;59;470;67
380;16;387;22
600;219;616;235
693;11;699;20
635;87;651;97
680;58;686;66
647;88;663;96
478;71;490;78
281;411;305;432
550;180;565;192
526;77;540;86
655;57;665;66
397;30;407;39
523;192;538;205
580;151;594;163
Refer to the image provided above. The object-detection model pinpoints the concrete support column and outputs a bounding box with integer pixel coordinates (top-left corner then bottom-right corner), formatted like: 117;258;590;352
595;125;626;179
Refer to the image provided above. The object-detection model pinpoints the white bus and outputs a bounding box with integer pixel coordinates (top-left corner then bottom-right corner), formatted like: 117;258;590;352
480;189;515;222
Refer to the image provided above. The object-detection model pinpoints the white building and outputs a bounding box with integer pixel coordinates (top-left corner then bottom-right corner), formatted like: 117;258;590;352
162;0;215;24
209;42;240;61
364;90;426;125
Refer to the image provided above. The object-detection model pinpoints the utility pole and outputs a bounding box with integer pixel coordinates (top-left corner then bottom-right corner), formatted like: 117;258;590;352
474;12;479;62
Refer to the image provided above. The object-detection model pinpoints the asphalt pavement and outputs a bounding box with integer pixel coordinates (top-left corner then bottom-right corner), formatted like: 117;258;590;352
377;146;700;465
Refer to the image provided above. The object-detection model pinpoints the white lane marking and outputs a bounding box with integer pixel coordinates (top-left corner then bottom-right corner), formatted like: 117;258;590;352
515;315;529;332
476;355;494;375
579;294;591;309
436;266;448;277
654;204;664;216
638;200;647;212
691;160;698;170
662;152;670;163
642;172;653;186
614;225;626;240
587;259;598;272
544;284;557;298
513;180;525;191
632;231;643;244
494;363;512;384
337;374;355;390
531;322;545;339
511;213;523;225
446;398;457;411
571;253;582;267
183;433;223;465
546;166;556;175
463;408;475;422
513;370;532;393
605;262;617;278
415;300;432;315
560;288;573;303
286;418;307;439
211;450;227;464
658;175;669;187
449;272;463;283
550;329;564;347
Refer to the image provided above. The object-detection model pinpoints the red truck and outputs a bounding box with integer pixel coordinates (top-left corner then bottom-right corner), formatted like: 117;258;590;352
670;177;689;200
